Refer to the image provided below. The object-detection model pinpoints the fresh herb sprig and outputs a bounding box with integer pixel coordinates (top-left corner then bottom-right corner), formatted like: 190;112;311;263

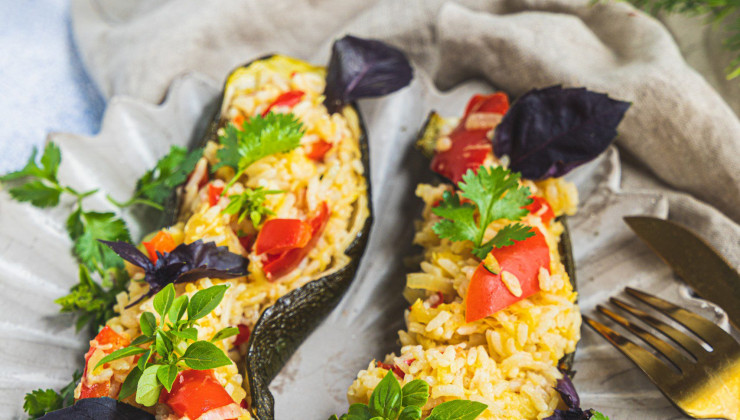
55;265;127;332
223;187;282;226
23;371;80;419
213;112;304;193
330;371;487;420
108;145;203;211
94;284;237;406
622;0;740;79
432;166;534;259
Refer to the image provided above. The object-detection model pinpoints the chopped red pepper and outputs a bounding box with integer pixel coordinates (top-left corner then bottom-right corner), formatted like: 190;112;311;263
524;195;555;225
377;361;405;378
208;184;224;207
430;291;445;309
262;202;330;280
431;93;510;184
254;219;312;255
238;234;255;253
79;326;130;400
233;324;251;347
261;90;305;117
143;231;176;263
305;139;333;161
466;228;550;322
161;370;235;420
232;114;245;127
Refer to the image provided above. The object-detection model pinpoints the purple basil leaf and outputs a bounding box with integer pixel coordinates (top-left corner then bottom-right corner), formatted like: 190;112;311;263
543;408;592;420
98;240;152;271
40;397;154;420
492;85;630;180
554;371;580;408
324;35;413;113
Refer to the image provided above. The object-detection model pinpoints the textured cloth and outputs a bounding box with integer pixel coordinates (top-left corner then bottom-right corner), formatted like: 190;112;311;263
68;0;740;417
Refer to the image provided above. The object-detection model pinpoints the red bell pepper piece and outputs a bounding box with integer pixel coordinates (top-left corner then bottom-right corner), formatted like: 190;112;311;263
79;326;130;400
524;195;555;225
161;370;235;420
465;228;550;322
305;139;333;161
377;361;405;378
431;93;510;184
143;231;176;263
262;202;330;280
231;114;245;128
233;324;251;347
208;184;224;207
238;234;254;253
261;90;305;117
254;219;312;255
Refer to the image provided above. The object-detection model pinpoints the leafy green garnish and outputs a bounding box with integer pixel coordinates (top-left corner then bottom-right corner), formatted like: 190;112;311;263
621;0;740;79
330;371;486;420
213;112;304;192
94;284;234;406
432;166;534;259
0;143;65;207
55;265;127;333
23;371;80;419
223;187;282;225
108;145;203;211
589;410;610;420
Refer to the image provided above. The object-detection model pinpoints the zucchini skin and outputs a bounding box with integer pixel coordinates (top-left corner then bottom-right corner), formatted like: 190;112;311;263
172;56;372;420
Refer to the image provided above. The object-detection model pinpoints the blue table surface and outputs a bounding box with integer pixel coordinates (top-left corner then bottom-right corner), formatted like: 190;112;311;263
0;0;105;174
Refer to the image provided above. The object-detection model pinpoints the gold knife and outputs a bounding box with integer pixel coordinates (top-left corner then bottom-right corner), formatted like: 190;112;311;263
624;216;740;330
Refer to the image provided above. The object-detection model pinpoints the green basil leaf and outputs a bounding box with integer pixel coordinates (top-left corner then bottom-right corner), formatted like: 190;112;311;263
139;312;157;337
135;365;162;407
168;295;188;323
345;403;372;420
156;364;179;392
170;327;198;342
153;283;175;319
368;371;402;419
427;400;487;420
398;406;422;420
401;379;429;408
138;348;152;371
94;346;148;371
118;366;142;400
187;285;228;321
180;340;233;370
130;335;154;347
211;327;239;342
155;331;173;361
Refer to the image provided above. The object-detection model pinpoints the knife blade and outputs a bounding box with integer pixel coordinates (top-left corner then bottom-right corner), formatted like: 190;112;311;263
624;216;740;330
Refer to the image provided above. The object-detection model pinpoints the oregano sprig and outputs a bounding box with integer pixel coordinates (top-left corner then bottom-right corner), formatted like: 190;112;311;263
94;283;237;406
329;371;487;420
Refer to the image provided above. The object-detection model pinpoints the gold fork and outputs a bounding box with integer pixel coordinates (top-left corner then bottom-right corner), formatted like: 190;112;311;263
583;287;740;420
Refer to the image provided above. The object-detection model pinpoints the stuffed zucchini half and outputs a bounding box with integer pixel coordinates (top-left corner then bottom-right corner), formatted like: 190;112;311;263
339;88;630;420
42;37;412;420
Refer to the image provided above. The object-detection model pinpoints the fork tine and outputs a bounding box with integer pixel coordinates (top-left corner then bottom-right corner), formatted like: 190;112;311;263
625;287;733;347
583;315;680;385
597;305;694;370
611;297;708;359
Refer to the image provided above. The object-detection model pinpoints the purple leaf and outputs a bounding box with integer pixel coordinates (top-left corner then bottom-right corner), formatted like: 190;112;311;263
40;397;154;419
492;86;630;180
324;35;413;114
101;239;248;302
543;408;592;420
554;371;580;408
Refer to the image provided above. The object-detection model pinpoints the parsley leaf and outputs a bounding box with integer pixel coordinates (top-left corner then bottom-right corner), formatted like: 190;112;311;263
109;146;202;210
55;265;126;334
223;187;281;225
589;411;610;420
432;166;534;259
23;371;80;419
0;143;65;208
71;211;131;274
213;113;304;192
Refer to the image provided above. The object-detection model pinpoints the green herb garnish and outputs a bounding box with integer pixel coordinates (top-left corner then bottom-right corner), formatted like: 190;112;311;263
432;165;534;259
23;371;80;419
329;371;487;420
223;187;282;225
55;265;127;332
214;112;304;192
94;283;236;406
108;145;203;210
590;410;610;420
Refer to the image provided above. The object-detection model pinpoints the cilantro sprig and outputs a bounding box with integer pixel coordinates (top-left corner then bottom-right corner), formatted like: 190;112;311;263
432;166;534;259
95;283;237;406
108;145;202;211
213;112;304;193
330;371;487;420
223;187;282;226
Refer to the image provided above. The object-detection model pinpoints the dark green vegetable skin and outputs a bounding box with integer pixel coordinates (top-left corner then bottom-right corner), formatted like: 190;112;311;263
192;56;373;420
